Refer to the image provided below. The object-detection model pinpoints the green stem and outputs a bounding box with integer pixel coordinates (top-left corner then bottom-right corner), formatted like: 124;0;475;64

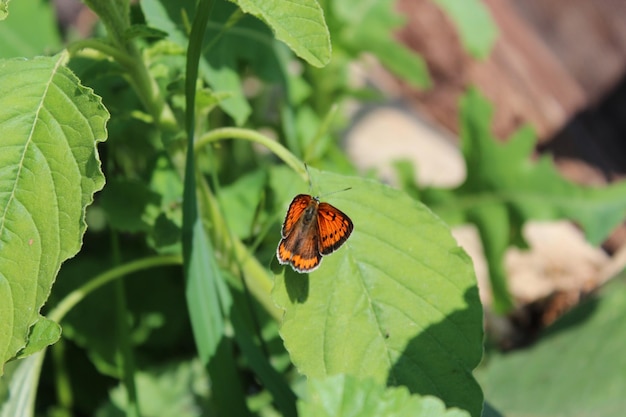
67;39;136;67
196;176;281;321
114;278;141;417
26;255;181;417
48;255;182;323
110;231;141;417
50;339;73;417
195;127;307;181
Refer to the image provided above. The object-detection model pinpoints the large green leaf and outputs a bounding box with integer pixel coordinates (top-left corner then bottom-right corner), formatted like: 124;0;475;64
272;168;484;416
230;0;331;67
0;53;107;373
479;274;626;417
300;374;471;417
423;89;626;311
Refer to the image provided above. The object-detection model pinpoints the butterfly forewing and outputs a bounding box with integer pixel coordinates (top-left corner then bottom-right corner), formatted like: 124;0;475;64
316;202;353;255
281;194;312;237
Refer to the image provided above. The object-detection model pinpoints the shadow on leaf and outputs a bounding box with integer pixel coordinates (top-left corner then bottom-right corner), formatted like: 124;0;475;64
387;287;484;416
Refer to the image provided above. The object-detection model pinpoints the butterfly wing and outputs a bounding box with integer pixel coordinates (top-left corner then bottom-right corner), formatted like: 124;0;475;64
277;194;322;272
317;202;353;255
277;231;322;272
281;194;312;238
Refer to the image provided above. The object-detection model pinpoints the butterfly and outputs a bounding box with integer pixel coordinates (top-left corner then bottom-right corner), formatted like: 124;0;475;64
277;194;354;273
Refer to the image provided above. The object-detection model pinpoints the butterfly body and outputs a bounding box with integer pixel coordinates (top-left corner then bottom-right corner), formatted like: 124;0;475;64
277;194;353;273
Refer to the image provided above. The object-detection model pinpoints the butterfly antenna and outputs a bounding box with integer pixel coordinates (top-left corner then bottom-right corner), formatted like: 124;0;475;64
304;163;313;193
318;187;352;199
304;164;351;197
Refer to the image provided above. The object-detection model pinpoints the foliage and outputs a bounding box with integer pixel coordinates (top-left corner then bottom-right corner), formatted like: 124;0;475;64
478;273;626;417
413;89;626;312
3;0;625;416
0;53;107;368
433;0;497;58
0;0;560;417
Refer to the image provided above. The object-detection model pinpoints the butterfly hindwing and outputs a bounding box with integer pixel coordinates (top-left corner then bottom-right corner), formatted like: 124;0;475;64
277;221;322;272
317;202;353;255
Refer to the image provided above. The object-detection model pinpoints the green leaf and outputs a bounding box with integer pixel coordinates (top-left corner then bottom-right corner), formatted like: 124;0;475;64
0;353;44;417
99;178;162;233
182;3;250;415
14;316;61;360
272;168;483;416
123;24;168;41
148;213;182;253
0;0;8;21
479;274;626;417
100;360;210;417
300;374;472;417
0;0;61;58
53;254;187;378
218;171;267;239
228;296;297;417
434;0;498;58
367;39;430;89
141;0;253;125
332;0;430;88
425;89;626;311
0;53;108;373
230;0;331;67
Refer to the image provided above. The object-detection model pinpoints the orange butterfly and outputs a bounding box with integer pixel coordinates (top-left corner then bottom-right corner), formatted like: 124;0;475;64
277;194;353;273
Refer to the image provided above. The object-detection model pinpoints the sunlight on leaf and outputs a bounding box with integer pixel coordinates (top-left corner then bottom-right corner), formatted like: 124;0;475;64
0;1;8;21
14;316;60;360
230;0;331;67
0;53;107;373
300;374;471;417
272;168;483;416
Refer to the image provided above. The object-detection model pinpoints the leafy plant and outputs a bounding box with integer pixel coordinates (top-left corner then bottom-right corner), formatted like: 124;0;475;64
409;88;626;312
478;272;626;417
0;1;495;417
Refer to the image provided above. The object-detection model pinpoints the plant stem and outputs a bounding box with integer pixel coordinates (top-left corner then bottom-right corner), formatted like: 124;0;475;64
195;127;307;182
50;339;73;417
47;255;183;323
111;231;141;417
196;176;281;321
